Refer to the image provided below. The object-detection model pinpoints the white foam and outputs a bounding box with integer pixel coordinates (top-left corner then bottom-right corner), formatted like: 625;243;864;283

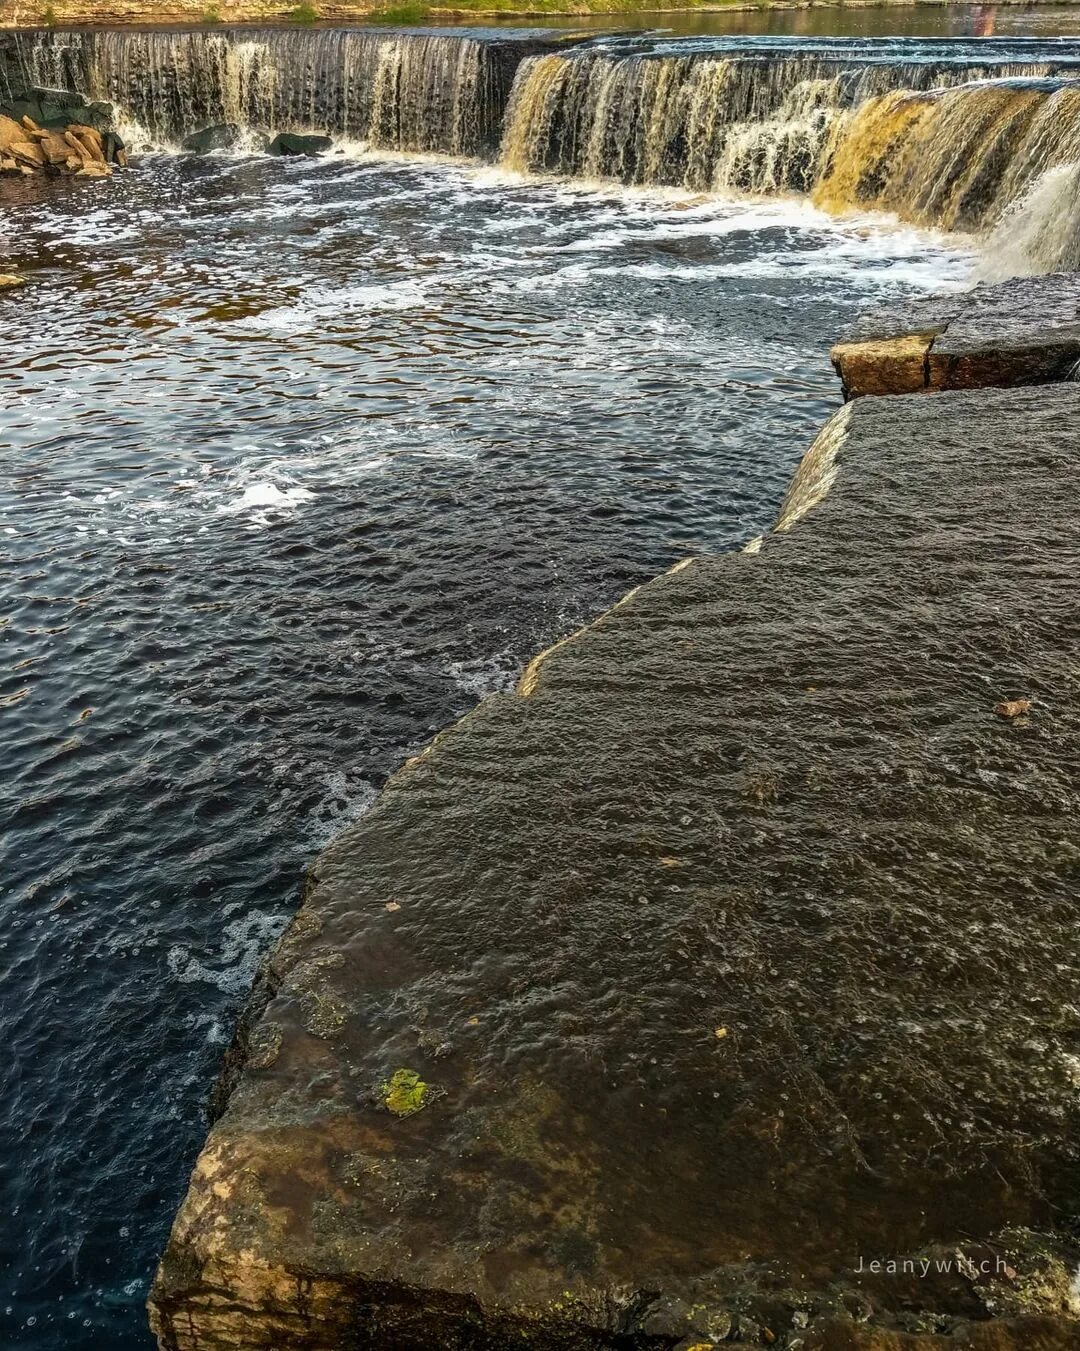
231;278;435;334
977;160;1080;282
306;770;379;850
218;481;315;517
446;649;522;700
167;908;289;995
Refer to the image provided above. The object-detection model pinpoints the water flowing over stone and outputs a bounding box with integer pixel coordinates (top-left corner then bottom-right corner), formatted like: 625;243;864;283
6;27;1080;265
496;40;1080;264
8;28;527;154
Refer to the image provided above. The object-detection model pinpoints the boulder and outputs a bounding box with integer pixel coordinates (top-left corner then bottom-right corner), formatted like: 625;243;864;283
67;123;104;159
0;113;22;153
182;123;242;154
102;131;127;166
9;139;44;169
267;131;332;157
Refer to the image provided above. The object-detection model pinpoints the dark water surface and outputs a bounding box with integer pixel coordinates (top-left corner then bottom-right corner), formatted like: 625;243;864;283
1;150;967;1346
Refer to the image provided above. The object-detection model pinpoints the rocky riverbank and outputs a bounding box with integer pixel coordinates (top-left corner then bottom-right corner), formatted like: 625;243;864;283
148;271;1080;1349
0;82;125;175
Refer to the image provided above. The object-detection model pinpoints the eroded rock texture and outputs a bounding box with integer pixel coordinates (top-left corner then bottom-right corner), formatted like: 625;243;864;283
831;272;1080;397
150;381;1080;1349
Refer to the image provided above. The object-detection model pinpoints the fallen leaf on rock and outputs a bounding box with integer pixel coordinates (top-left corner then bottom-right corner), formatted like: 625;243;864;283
714;1027;728;1040
994;698;1031;719
384;901;400;912
381;1068;429;1117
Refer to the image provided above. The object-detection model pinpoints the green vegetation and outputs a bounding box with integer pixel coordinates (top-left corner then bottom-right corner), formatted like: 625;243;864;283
287;1;320;22
201;3;222;20
41;3;57;24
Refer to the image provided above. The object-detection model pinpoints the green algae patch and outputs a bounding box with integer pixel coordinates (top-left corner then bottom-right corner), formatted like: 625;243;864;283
381;1068;430;1118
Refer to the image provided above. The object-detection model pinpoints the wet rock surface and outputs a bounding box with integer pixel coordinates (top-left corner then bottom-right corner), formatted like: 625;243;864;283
151;381;1080;1350
831;272;1080;397
182;122;244;153
267;130;333;156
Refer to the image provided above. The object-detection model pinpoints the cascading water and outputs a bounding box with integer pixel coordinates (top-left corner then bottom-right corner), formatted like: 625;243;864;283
497;49;1053;187
495;41;1080;267
8;28;525;155
5;28;1080;267
979;160;1080;279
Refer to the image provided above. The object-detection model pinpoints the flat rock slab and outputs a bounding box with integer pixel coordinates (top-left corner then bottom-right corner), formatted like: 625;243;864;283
832;273;1080;396
152;385;1080;1351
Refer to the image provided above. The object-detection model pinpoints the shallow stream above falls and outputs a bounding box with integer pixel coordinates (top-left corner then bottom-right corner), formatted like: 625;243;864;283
2;21;1078;1351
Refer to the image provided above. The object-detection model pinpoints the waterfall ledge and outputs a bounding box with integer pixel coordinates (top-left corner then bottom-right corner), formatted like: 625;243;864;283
831;271;1080;397
150;283;1080;1351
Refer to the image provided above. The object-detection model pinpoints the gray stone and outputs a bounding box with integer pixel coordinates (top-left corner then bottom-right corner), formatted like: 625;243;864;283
834;272;1080;396
267;131;332;157
150;384;1080;1350
182;123;242;154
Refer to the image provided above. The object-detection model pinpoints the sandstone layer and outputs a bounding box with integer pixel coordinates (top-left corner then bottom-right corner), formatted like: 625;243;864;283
0;108;122;173
0;77;126;174
151;277;1080;1348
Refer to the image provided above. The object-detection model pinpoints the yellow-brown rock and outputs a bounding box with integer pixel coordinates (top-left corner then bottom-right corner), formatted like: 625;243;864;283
0;113;116;177
0;114;23;152
834;275;1080;398
39;130;74;165
68;123;104;159
10;139;44;168
830;332;935;398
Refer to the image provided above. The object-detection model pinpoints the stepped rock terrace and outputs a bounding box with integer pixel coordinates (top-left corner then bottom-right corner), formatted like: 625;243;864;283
151;272;1080;1349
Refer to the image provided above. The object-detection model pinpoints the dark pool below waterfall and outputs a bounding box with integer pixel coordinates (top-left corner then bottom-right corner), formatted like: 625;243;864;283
1;126;974;1347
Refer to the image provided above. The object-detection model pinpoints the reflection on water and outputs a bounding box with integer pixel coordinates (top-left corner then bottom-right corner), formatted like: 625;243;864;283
473;2;1080;38
0;149;970;1349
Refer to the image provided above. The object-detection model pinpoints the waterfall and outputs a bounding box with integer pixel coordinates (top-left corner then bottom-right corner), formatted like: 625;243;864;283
8;27;1080;270
497;45;1080;266
9;28;520;155
497;50;1055;189
814;79;1080;233
978;160;1080;280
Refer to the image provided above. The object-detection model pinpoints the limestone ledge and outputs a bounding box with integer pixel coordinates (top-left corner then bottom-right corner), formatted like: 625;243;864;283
831;272;1080;398
149;269;1080;1350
